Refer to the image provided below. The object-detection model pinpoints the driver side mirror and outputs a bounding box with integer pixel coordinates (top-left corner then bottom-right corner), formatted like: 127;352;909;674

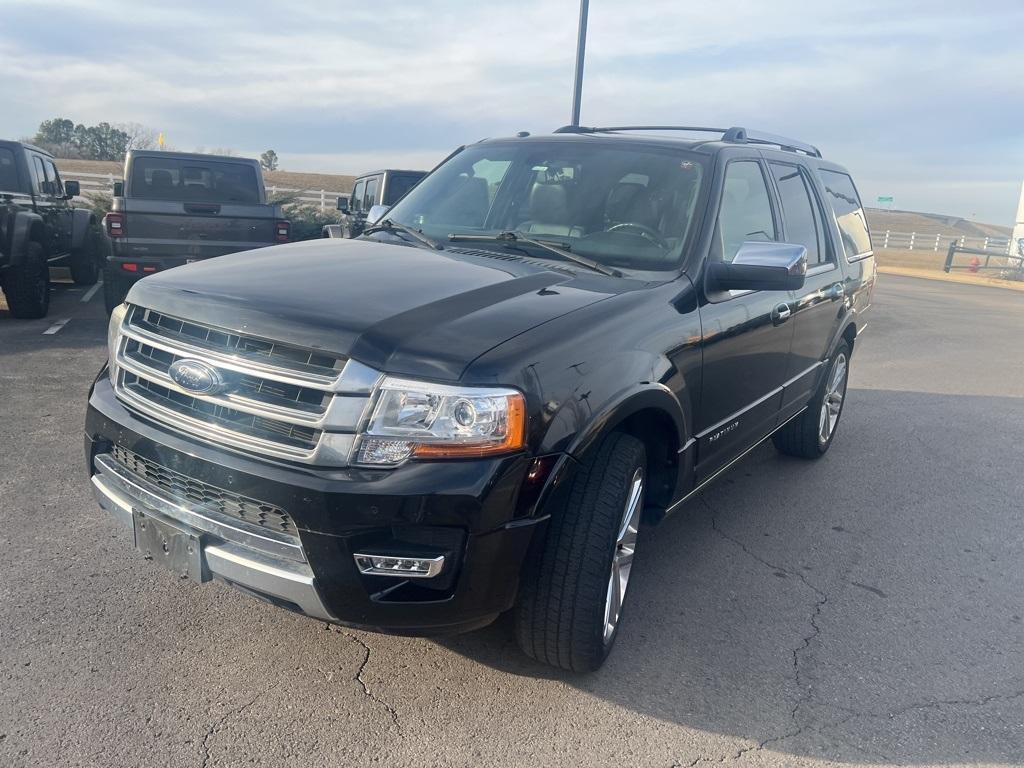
337;196;349;214
63;180;80;198
708;242;807;292
365;204;390;226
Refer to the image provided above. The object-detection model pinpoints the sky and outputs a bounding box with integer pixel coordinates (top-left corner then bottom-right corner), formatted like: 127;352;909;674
2;0;1022;224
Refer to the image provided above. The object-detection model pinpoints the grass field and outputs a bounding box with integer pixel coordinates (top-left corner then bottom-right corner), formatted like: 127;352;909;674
865;208;1010;239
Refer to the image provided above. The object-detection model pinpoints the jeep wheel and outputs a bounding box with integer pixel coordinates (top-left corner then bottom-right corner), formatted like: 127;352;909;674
514;432;646;672
773;342;851;459
103;264;130;314
3;241;50;319
69;224;101;285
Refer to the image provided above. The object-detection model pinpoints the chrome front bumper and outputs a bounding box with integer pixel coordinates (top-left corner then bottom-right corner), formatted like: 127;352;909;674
90;453;336;621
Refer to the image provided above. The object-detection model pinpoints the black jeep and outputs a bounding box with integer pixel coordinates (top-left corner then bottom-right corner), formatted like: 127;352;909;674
87;126;875;671
0;140;102;318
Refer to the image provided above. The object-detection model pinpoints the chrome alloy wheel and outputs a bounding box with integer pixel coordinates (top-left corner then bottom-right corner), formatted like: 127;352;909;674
819;352;848;444
603;467;644;644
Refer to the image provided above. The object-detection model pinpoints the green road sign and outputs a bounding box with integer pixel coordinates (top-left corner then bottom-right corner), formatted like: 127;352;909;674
877;196;894;204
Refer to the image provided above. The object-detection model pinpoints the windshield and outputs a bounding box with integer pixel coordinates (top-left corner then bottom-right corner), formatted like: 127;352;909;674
383;141;707;271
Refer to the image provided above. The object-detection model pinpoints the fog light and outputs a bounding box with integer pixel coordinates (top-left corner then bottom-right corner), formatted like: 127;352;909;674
353;553;445;578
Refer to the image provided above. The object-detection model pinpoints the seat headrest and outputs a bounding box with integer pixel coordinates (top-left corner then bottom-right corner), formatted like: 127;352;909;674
528;183;569;223
150;170;174;190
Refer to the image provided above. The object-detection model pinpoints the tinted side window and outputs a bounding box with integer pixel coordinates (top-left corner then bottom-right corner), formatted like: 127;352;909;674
383;173;422;206
363;176;379;210
44;159;64;197
351;180;366;212
818;169;871;259
0;148;18;191
32;156;48;194
715;161;776;262
770;163;826;265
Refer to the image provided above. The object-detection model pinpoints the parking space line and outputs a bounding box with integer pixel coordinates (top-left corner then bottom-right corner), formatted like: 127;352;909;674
81;281;103;303
43;318;71;335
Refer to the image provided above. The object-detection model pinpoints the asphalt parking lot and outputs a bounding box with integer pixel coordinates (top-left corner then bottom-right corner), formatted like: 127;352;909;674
1;273;1022;767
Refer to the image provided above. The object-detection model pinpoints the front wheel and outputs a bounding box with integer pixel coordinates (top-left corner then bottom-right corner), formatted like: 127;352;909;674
773;342;850;459
514;432;646;672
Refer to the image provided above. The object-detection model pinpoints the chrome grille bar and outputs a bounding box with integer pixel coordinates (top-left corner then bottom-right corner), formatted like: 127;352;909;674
112;305;379;465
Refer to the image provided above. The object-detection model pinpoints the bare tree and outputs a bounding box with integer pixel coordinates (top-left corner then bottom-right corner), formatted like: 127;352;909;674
117;122;158;153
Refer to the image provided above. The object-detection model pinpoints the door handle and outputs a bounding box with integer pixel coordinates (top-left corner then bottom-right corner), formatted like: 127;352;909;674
823;282;845;301
772;302;792;324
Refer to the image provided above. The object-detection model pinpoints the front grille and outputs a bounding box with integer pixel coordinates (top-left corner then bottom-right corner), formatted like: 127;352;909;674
112;305;376;464
138;308;340;376
112;446;297;536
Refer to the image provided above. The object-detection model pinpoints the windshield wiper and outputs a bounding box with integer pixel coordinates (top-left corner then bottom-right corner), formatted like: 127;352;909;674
447;231;620;277
363;219;444;251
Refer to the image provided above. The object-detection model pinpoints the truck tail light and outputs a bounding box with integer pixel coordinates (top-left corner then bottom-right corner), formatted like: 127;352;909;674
105;212;125;238
275;220;290;243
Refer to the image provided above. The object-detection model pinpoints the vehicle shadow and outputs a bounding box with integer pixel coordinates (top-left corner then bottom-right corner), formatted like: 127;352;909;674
435;388;1024;764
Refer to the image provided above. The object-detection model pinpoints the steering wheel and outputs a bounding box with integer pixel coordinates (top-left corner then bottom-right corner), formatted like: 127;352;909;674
607;222;670;249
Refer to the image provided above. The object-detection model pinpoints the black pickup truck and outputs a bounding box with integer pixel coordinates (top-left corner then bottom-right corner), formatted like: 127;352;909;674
102;150;289;312
0;140;102;318
87;126;875;671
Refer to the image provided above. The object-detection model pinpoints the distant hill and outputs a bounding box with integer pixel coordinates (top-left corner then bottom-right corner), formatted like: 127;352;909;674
56;158;354;194
865;208;1011;239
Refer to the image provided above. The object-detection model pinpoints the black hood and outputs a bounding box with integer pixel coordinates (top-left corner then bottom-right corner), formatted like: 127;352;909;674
127;238;618;380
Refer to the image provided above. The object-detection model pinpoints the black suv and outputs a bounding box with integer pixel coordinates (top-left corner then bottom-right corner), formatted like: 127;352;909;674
86;126;874;671
324;169;427;238
1;140;102;318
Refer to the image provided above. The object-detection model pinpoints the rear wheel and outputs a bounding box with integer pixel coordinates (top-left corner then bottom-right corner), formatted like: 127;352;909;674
70;224;101;285
514;432;646;672
773;342;850;459
3;241;50;319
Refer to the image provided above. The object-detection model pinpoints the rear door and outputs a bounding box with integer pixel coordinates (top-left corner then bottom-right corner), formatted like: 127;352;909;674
695;157;796;480
28;154;69;258
768;161;846;420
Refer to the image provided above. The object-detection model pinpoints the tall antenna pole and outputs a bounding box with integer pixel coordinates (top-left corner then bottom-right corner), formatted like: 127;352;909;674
570;0;589;127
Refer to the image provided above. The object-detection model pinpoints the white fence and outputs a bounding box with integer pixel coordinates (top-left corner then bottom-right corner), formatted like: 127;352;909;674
63;171;348;210
871;230;1012;254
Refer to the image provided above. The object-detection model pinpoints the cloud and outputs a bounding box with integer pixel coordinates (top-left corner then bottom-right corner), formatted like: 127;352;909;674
1;0;1021;221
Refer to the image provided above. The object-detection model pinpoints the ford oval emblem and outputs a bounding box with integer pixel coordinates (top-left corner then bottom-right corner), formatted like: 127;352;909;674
168;359;226;395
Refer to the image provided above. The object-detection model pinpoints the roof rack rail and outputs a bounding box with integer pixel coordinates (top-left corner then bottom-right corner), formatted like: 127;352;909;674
552;124;821;158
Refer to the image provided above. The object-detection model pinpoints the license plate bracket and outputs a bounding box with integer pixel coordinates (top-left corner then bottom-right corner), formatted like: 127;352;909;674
132;509;208;583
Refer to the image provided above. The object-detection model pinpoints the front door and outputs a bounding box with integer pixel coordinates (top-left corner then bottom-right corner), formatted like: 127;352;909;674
695;158;796;481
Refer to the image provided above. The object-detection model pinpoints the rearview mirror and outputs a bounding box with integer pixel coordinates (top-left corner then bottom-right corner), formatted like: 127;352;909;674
63;180;80;198
366;204;390;226
708;242;807;292
337;196;349;214
112;181;124;197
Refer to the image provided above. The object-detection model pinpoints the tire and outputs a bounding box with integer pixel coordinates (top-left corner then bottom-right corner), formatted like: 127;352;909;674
3;241;50;319
773;342;851;459
103;264;130;315
514;432;646;672
69;224;101;285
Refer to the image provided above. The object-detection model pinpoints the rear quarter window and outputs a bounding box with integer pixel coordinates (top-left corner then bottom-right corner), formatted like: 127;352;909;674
818;169;872;260
129;157;261;203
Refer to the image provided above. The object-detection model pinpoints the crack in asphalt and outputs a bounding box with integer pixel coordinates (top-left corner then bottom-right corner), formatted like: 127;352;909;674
701;495;828;762
341;630;403;735
199;682;280;768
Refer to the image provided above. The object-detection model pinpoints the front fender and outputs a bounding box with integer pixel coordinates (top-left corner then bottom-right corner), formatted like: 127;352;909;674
70;208;95;250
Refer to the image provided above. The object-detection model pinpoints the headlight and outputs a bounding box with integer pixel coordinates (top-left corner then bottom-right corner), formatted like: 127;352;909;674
107;303;127;384
356;377;526;465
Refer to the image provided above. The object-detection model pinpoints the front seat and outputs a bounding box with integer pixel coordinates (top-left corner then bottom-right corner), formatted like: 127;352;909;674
605;182;660;231
150;169;175;194
519;182;582;237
